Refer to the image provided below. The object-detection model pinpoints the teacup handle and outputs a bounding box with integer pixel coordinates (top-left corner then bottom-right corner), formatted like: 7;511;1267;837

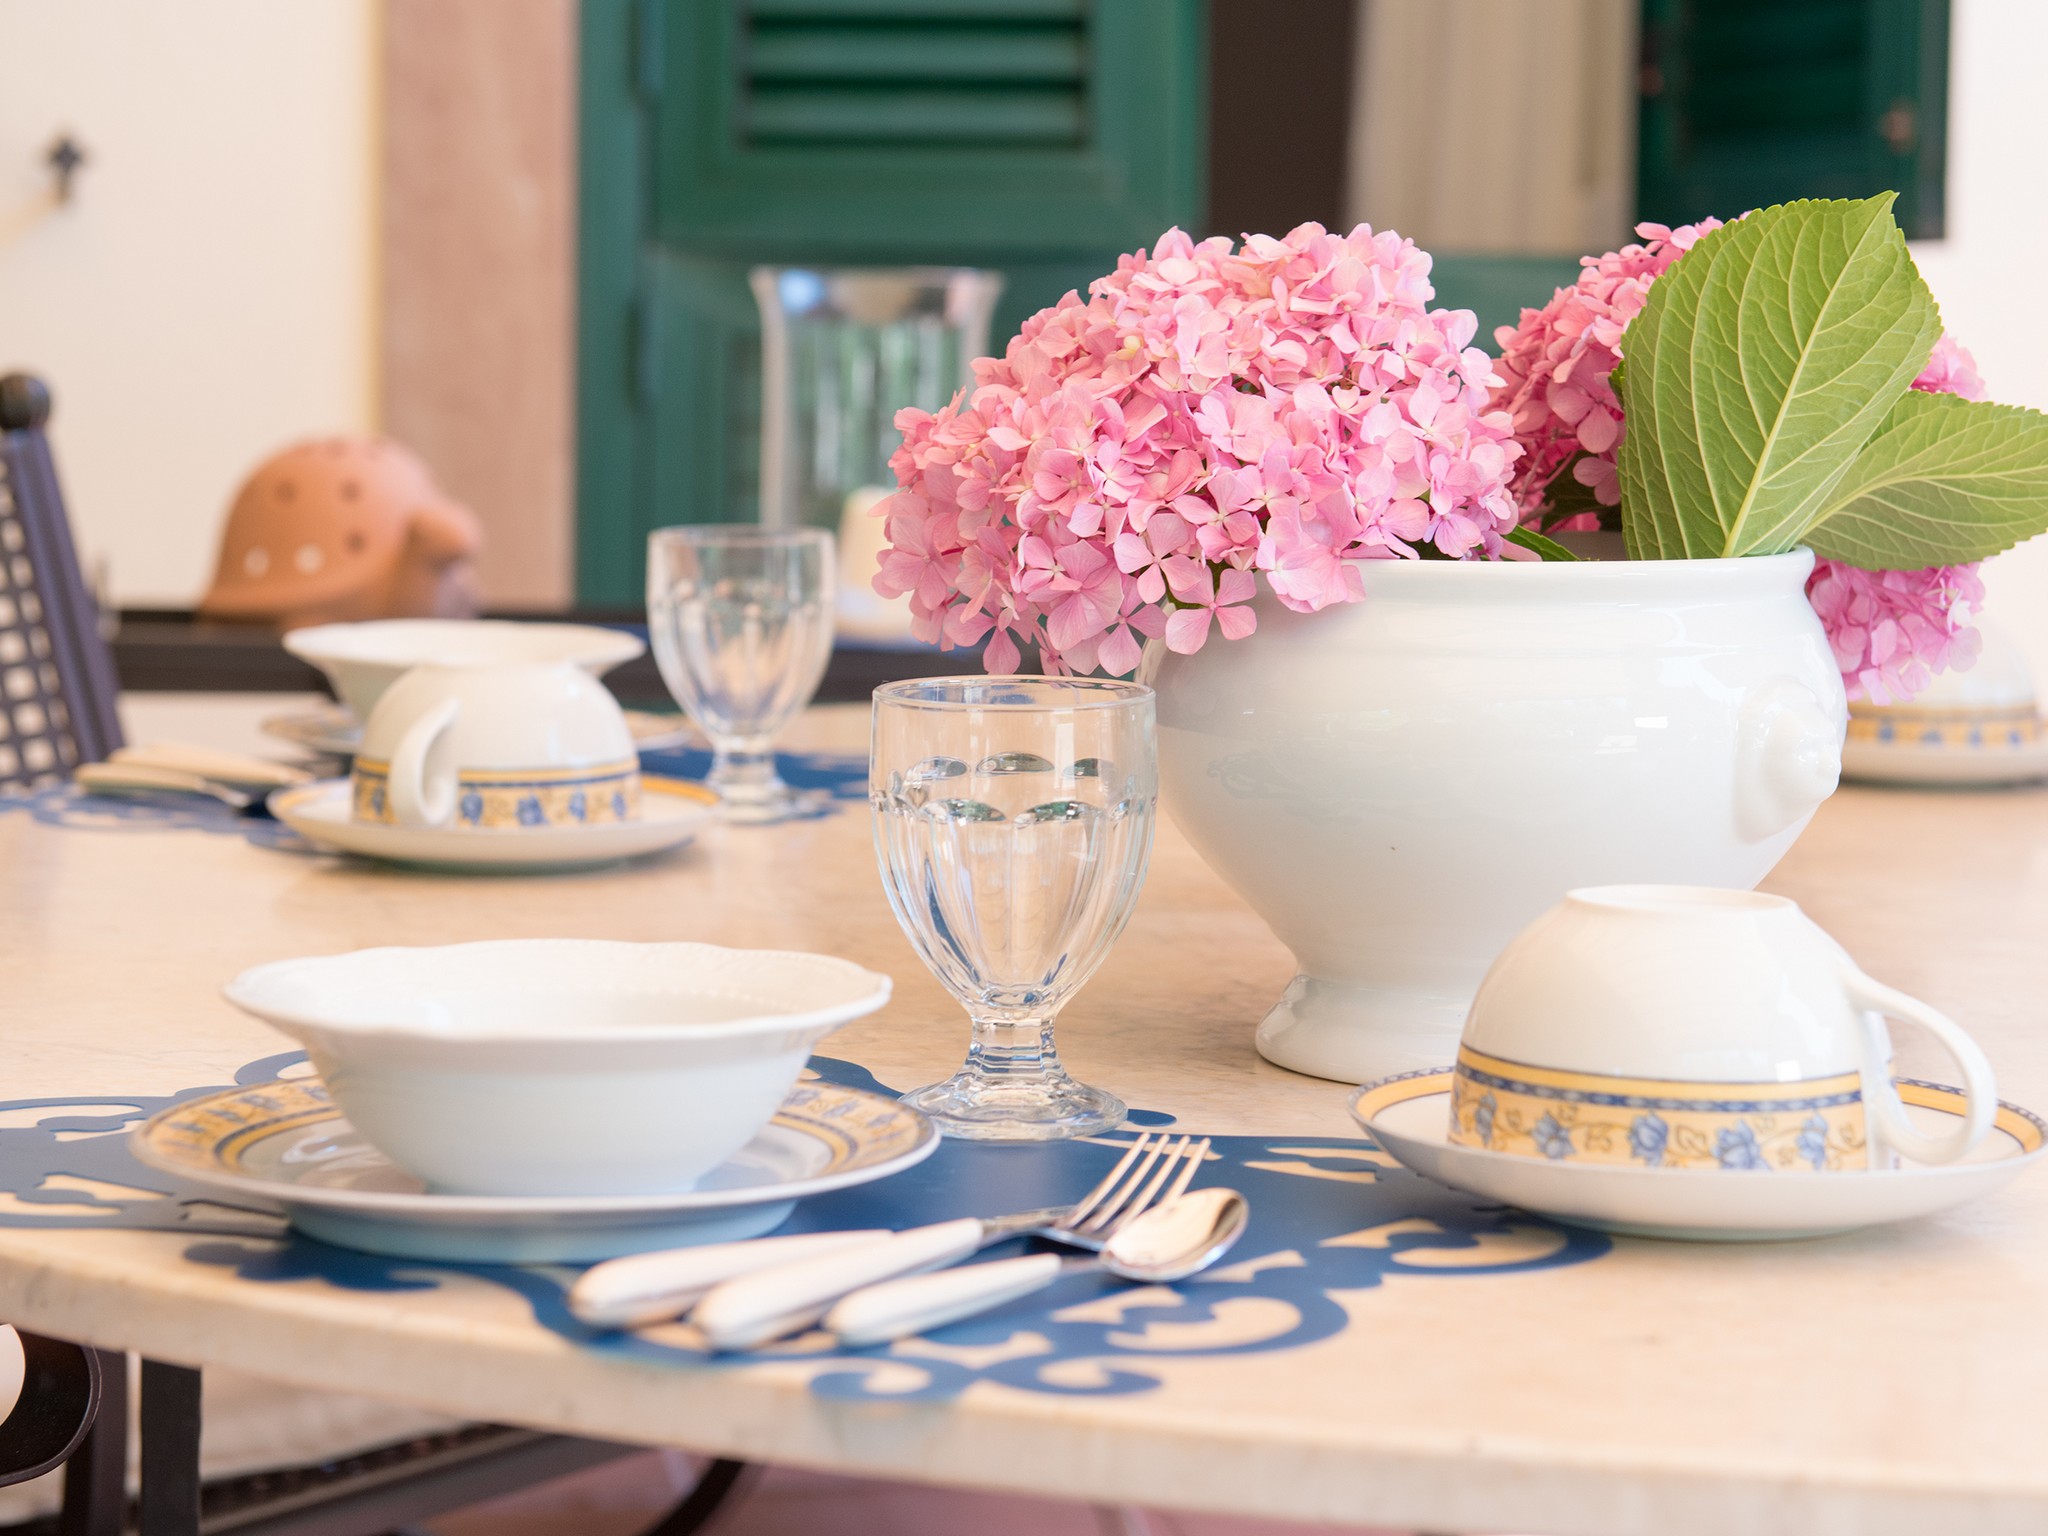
386;698;461;827
1844;969;1996;1167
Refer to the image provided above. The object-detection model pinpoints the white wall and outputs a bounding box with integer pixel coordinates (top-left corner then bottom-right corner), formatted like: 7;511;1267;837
1909;0;2048;678
0;0;378;608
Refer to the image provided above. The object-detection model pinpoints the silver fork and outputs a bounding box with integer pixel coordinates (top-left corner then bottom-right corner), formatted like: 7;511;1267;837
570;1131;1205;1332
686;1132;1209;1351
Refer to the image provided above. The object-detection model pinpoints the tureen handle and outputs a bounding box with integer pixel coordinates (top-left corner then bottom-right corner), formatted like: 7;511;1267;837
1734;678;1842;840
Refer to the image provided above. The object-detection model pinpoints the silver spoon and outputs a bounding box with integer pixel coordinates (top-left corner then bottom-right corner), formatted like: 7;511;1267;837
823;1186;1249;1347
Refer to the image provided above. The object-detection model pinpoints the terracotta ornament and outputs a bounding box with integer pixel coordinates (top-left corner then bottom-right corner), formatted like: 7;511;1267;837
199;438;482;628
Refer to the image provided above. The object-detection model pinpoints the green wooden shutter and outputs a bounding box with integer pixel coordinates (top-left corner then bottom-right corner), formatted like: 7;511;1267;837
577;0;1207;605
1637;0;1949;238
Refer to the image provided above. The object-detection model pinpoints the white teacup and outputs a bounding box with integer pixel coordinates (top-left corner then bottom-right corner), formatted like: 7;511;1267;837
1449;885;1996;1171
353;662;640;830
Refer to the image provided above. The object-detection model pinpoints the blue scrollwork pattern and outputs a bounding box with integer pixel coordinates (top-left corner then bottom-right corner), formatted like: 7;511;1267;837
0;1053;1611;1404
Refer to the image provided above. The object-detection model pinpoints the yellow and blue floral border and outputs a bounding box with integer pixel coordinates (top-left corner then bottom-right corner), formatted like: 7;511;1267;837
1847;703;2042;751
1449;1045;1870;1171
350;757;641;829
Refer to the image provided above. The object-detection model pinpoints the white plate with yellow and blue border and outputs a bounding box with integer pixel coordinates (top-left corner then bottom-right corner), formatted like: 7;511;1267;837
1841;703;2048;787
1351;1069;2047;1241
130;1075;938;1263
267;774;719;871
1839;618;2048;788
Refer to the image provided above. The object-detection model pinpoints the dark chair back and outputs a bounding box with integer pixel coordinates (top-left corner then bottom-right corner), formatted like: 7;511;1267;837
0;374;123;789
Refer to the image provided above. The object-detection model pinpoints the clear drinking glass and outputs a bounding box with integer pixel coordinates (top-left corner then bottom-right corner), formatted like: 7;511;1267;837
871;677;1158;1140
647;526;836;824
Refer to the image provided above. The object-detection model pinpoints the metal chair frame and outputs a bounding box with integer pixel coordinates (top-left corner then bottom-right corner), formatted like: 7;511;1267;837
0;1342;751;1536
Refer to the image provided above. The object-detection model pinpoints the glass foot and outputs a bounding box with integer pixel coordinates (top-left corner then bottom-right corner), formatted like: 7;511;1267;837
900;1070;1126;1142
704;744;833;825
713;782;832;825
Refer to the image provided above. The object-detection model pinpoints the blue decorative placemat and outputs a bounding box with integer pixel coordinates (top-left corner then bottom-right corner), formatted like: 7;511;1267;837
0;1053;1607;1401
0;784;305;848
634;747;868;818
0;745;869;845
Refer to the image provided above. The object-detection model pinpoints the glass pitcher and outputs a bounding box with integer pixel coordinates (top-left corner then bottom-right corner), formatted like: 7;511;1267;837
750;266;1002;636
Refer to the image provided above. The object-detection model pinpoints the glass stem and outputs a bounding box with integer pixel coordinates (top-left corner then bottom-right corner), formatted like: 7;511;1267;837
962;1014;1066;1087
708;743;783;802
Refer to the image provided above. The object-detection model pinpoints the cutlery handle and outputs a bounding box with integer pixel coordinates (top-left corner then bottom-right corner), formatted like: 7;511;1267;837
75;762;248;807
111;742;309;788
826;1253;1066;1347
693;1218;985;1351
568;1229;890;1330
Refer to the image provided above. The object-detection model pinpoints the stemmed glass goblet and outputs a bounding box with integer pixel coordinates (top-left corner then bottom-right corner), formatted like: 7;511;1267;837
871;677;1157;1140
646;526;835;824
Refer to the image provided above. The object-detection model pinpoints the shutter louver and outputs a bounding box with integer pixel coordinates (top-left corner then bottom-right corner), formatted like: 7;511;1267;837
742;0;1088;148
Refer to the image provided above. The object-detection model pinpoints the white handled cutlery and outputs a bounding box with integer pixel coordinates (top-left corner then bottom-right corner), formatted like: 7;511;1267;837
824;1186;1249;1346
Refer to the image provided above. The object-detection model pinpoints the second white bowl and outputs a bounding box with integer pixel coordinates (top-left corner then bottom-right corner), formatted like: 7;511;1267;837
223;940;893;1196
283;619;646;719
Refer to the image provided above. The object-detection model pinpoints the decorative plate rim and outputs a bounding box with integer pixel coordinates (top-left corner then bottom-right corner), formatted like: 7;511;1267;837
1349;1069;2048;1177
131;1078;939;1216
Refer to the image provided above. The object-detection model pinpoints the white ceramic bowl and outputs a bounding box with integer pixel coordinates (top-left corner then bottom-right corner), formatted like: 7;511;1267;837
283;620;646;720
223;940;893;1196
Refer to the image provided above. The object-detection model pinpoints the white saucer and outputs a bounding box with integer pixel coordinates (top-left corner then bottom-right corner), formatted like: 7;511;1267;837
131;1076;939;1262
1351;1069;2047;1241
268;775;719;871
1842;731;2048;788
264;702;698;759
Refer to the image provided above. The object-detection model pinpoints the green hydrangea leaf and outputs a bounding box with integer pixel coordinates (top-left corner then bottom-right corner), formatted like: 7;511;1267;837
1804;390;2048;568
1503;525;1582;561
1618;195;1943;561
1618;213;1710;559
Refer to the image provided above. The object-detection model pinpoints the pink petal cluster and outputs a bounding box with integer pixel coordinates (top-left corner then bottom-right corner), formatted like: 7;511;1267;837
873;224;1524;675
1911;333;1985;401
1489;220;1721;526
1808;333;1989;702
1806;561;1986;704
1491;222;1992;702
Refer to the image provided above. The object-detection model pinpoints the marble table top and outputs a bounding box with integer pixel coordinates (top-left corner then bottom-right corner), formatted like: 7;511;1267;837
1;693;2045;1536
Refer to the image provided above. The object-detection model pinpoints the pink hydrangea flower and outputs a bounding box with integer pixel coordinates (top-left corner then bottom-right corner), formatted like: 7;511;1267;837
1806;562;1986;705
1911;333;1985;401
1489;220;1720;528
1491;221;1991;702
1805;334;1990;702
874;224;1524;674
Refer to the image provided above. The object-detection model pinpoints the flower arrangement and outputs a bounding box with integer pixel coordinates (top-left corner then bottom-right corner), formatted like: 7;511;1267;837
874;225;1528;675
1493;216;1993;702
876;196;2048;700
